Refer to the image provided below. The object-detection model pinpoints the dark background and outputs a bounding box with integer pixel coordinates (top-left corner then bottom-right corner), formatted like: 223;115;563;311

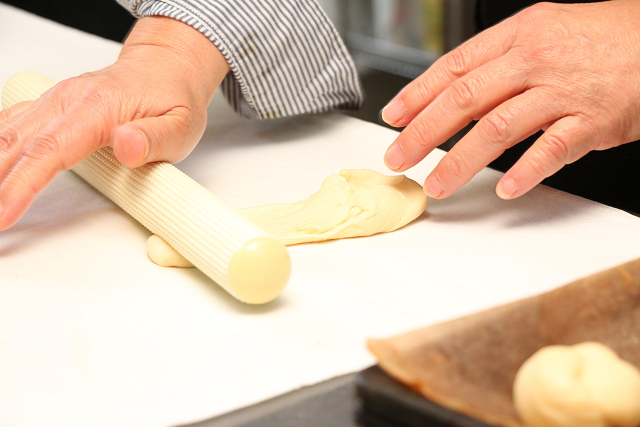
3;0;135;42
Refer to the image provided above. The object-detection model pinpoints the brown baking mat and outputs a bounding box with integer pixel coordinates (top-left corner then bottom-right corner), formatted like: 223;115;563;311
367;257;640;427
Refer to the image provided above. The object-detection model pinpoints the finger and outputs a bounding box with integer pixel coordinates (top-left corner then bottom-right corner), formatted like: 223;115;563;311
0;133;68;230
112;107;202;168
421;87;562;198
0;102;37;171
380;19;518;127
496;115;598;199
384;53;528;172
0;99;105;180
0;111;107;229
0;105;56;182
0;101;33;123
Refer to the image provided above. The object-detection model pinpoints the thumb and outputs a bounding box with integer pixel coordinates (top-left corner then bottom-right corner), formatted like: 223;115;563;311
112;112;202;168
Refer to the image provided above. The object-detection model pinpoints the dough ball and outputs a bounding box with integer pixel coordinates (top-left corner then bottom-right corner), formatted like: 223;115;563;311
146;235;194;268
513;342;640;427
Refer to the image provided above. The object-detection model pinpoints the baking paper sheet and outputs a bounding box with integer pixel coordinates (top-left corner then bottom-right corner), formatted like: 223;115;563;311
2;4;640;426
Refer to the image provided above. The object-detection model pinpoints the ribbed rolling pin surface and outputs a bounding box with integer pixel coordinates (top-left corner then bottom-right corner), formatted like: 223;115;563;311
1;72;291;304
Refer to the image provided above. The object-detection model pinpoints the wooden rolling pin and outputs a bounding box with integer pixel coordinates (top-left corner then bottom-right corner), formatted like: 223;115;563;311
1;72;291;304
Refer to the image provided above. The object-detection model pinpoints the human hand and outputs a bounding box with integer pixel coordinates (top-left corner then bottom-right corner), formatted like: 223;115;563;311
381;0;640;200
0;16;229;230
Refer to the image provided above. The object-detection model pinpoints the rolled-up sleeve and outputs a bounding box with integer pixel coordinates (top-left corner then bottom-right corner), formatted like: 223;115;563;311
115;0;364;119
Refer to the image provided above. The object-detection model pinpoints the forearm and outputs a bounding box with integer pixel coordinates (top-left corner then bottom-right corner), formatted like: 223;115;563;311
116;0;364;119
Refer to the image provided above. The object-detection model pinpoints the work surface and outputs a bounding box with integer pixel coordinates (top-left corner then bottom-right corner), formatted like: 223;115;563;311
2;4;640;427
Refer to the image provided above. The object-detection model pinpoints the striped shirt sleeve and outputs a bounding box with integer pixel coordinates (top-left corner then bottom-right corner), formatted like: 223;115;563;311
115;0;364;119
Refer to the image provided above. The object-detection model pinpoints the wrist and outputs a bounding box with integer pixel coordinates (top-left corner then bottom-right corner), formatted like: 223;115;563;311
118;16;230;104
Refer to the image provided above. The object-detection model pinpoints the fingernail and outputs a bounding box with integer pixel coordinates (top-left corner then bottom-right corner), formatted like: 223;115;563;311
384;144;405;170
424;174;444;198
137;130;150;160
381;98;405;125
497;178;517;199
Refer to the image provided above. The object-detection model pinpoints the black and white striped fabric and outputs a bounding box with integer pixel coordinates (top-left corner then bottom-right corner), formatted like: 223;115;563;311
116;0;364;119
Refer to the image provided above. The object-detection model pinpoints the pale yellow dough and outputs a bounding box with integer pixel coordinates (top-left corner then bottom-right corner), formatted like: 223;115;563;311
146;235;194;268
147;169;427;267
240;169;428;245
513;342;640;427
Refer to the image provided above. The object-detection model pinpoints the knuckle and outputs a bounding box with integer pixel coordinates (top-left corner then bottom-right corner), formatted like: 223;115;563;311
515;4;569;64
2;165;40;197
54;77;75;92
173;105;195;127
443;48;471;78
46;79;76;104
520;2;546;16
406;119;436;150
0;127;20;154
523;133;571;179
449;79;479;112
26;134;66;169
0;108;11;121
54;76;110;111
78;86;108;109
521;34;563;66
478;112;514;146
404;79;431;107
541;133;570;162
517;2;555;23
442;150;470;179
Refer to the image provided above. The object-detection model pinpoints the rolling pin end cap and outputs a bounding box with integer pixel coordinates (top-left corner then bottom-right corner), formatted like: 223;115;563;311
228;237;291;304
2;72;54;109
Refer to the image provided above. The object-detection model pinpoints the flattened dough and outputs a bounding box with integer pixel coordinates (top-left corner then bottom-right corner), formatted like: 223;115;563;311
146;235;195;268
147;169;427;267
242;169;428;245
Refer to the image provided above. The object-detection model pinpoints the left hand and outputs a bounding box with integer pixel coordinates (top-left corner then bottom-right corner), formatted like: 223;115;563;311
0;16;229;230
381;0;640;200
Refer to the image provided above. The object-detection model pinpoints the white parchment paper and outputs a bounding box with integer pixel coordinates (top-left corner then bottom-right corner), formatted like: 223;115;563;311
1;4;640;426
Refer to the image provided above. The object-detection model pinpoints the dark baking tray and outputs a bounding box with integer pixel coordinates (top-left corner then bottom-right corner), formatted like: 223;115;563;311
355;365;497;427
